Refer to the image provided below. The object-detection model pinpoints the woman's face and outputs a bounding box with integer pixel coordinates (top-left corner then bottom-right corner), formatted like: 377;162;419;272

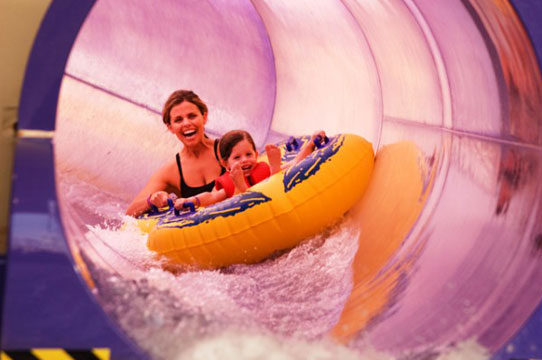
225;139;258;176
167;101;207;147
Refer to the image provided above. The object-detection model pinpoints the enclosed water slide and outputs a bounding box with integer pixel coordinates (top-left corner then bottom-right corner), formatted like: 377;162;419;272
2;0;542;359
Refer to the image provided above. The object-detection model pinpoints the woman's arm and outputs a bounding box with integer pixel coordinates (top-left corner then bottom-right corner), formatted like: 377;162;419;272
125;164;175;217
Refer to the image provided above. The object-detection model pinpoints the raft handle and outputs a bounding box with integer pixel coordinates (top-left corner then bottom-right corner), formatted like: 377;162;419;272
286;136;299;152
313;135;330;149
173;201;196;216
149;197;175;214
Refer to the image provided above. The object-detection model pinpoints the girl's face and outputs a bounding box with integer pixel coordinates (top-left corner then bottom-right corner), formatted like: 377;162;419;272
225;139;258;176
167;101;207;147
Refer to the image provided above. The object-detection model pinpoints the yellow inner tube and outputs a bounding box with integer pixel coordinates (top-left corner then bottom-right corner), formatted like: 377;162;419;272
146;133;374;269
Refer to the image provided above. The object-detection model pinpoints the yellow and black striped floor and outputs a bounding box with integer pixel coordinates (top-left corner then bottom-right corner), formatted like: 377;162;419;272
1;349;109;360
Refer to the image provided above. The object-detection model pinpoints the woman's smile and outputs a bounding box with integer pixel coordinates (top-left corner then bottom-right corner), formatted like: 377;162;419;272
182;129;197;139
168;101;207;144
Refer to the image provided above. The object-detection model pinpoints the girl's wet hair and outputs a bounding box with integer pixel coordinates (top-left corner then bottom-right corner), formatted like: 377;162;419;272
162;90;208;125
219;130;256;162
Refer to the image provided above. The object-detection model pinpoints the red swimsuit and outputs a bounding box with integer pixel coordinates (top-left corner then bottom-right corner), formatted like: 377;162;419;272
215;162;271;198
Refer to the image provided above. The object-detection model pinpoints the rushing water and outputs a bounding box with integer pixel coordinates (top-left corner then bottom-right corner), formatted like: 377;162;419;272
55;165;490;360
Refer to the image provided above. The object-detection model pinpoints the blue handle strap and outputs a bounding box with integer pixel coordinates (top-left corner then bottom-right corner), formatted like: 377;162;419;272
148;197;175;215
286;136;299;151
313;135;329;149
173;200;196;216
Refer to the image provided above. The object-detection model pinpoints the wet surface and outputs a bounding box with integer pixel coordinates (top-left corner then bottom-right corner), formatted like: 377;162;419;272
15;0;542;358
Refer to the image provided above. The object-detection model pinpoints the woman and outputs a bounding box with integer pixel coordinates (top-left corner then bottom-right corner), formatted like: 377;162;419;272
126;90;225;217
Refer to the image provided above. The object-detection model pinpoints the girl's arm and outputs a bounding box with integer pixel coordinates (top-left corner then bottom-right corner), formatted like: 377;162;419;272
293;130;326;164
277;130;327;171
174;189;228;210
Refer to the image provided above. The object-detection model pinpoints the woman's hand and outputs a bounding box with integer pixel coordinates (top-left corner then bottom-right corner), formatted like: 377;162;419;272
149;191;169;208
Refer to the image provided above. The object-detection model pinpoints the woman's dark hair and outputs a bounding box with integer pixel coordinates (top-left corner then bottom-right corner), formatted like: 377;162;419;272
162;90;208;125
219;130;256;162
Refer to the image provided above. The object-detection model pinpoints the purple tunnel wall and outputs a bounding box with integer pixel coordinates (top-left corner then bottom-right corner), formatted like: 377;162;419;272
3;0;542;359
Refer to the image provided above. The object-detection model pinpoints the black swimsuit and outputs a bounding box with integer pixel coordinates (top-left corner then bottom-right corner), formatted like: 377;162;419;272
176;139;225;198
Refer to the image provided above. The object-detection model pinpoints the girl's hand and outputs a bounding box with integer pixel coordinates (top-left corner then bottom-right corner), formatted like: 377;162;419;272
149;191;169;207
231;163;248;193
310;130;326;150
311;130;326;142
230;162;243;179
174;196;200;211
174;198;190;210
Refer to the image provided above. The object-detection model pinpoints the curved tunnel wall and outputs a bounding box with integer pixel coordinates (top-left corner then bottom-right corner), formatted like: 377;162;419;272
3;0;542;359
55;0;507;201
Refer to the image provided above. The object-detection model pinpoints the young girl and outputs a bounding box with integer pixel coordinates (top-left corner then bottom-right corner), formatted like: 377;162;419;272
173;129;326;211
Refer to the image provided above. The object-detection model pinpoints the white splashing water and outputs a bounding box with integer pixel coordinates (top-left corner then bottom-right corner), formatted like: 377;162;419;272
83;215;360;358
72;207;491;360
